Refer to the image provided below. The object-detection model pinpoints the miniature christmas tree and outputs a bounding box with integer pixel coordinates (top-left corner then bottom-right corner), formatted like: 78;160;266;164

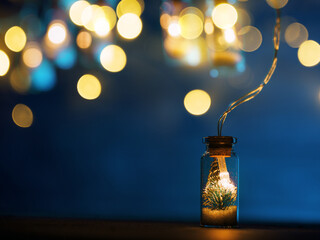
202;157;237;210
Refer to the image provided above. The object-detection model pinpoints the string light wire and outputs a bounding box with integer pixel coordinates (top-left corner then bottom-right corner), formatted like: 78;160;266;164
217;9;281;136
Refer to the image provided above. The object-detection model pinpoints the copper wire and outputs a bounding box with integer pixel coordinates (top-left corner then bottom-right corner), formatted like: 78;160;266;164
217;9;281;136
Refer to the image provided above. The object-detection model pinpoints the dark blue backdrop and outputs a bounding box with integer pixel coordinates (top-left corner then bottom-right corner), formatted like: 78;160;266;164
0;0;320;223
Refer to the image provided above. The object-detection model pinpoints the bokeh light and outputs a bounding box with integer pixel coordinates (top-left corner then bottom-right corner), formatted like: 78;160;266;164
298;40;320;67
285;22;308;48
12;104;33;128
31;59;56;91
101;6;117;30
116;0;142;18
266;0;288;9
185;48;201;66
22;42;43;68
183;37;206;66
160;13;171;29
204;18;214;35
100;45;127;72
164;37;187;59
77;74;101;100
47;22;67;45
224;28;236;43
55;46;77;69
238;26;262;52
10;65;30;93
82;4;105;32
0;50;10;76
167;18;180;37
136;0;145;12
5;26;27;52
76;31;92;49
237;8;251;27
184;89;211;116
94;17;110;37
212;3;238;29
179;13;203;40
69;0;90;26
117;13;142;39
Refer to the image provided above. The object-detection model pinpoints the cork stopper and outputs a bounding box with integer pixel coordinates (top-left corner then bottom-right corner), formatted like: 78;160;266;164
203;136;237;157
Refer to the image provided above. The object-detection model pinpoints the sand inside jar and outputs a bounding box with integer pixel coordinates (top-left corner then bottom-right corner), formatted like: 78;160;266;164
201;206;237;227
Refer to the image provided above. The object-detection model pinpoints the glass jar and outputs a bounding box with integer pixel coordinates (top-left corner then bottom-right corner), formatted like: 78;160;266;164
200;136;239;227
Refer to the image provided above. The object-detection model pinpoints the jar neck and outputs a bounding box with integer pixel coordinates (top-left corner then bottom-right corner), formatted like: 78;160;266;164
206;143;234;157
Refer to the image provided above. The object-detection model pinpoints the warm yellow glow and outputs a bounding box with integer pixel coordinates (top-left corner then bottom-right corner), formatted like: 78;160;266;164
204;18;214;35
100;45;127;72
82;4;105;31
164;37;187;59
179;13;203;40
219;176;236;191
266;0;288;9
0;50;10;76
5;26;27;52
298;40;320;67
285;22;308;48
12;104;33;128
94;18;110;37
69;0;90;26
184;89;211;116
22;42;43;68
237;8;251;27
160;13;171;29
185;46;200;66
217;157;236;191
183;37;206;66
238;26;262;52
77;74;101;100
10;66;30;93
81;5;94;30
116;0;142;18
101;6;117;30
224;28;236;43
167;18;180;37
47;22;67;44
117;13;142;39
76;31;92;49
136;0;145;12
212;3;238;29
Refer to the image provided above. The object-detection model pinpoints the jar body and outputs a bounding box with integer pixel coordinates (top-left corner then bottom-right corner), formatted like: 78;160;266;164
200;149;239;227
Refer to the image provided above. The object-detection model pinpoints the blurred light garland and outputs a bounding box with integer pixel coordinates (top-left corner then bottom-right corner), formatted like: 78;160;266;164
0;0;145;127
0;0;319;128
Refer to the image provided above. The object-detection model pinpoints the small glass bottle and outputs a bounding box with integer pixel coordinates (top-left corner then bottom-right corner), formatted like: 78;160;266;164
200;136;239;227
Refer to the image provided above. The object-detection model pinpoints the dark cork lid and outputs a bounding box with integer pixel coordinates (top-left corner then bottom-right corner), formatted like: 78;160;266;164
203;136;237;157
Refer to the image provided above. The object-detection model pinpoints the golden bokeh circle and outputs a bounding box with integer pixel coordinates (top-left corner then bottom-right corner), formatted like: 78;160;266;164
5;26;27;52
12;104;33;128
100;45;127;73
77;74;102;100
184;89;211;116
298;40;320;67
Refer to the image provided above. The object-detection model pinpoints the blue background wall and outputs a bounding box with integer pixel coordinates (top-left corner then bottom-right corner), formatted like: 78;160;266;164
0;0;320;223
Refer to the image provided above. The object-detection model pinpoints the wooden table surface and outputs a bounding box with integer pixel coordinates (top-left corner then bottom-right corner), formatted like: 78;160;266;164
0;218;319;240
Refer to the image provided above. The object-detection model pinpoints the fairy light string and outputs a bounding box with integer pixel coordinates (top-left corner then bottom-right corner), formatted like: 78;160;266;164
217;9;281;136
